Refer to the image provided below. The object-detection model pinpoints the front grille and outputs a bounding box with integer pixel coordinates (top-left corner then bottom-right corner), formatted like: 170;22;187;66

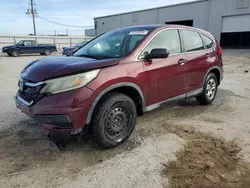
17;79;45;105
18;90;33;103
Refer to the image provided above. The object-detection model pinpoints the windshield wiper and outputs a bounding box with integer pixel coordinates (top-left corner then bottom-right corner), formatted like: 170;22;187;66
75;54;100;60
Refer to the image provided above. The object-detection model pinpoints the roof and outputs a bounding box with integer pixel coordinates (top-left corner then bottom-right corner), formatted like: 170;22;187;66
112;24;214;38
94;0;207;19
113;24;162;30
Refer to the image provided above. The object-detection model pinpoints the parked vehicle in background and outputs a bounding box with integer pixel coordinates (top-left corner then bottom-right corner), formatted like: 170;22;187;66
15;25;223;148
62;41;87;55
2;40;57;57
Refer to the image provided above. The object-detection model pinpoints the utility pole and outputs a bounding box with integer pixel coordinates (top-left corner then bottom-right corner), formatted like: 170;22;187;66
26;0;37;35
66;29;68;36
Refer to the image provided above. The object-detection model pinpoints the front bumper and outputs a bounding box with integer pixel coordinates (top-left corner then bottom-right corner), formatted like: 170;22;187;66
2;48;10;53
15;87;94;132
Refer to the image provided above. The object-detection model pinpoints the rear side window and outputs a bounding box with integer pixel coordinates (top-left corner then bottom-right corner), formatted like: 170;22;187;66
201;34;214;49
181;30;204;52
142;29;181;55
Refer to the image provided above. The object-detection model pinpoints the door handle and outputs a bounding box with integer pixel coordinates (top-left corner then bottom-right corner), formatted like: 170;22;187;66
178;58;188;65
205;53;210;58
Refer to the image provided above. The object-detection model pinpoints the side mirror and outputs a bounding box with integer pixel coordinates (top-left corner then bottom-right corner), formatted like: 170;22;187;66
144;48;169;60
66;51;73;56
66;48;77;56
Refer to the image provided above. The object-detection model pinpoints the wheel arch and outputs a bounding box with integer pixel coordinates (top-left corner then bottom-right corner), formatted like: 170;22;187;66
204;66;222;86
86;82;146;124
11;48;20;52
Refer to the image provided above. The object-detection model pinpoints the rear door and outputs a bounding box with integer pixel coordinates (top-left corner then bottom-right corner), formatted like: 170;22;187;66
180;29;213;92
140;29;189;106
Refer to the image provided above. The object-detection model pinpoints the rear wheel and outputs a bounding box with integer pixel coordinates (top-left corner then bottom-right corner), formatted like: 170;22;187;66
44;49;52;56
10;50;19;57
196;73;218;105
92;93;137;148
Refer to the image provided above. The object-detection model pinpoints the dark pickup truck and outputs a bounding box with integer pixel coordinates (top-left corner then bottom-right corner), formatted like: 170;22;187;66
2;40;57;57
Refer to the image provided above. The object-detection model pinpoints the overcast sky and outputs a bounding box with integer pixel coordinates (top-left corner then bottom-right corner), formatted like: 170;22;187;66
0;0;195;35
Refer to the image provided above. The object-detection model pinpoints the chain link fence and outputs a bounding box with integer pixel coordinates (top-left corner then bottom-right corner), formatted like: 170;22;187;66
0;35;94;51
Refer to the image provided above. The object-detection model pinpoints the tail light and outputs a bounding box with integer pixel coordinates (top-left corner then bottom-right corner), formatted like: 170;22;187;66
218;46;223;56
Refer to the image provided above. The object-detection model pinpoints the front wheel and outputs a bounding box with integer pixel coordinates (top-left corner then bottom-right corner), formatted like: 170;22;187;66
92;93;137;148
196;73;218;105
10;50;19;57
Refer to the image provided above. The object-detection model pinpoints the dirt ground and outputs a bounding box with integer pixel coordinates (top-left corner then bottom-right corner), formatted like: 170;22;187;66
0;50;250;188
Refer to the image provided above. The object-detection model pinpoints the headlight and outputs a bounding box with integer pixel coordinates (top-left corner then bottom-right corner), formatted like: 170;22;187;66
40;69;100;94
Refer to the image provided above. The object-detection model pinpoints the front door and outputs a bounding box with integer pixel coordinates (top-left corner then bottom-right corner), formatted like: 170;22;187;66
139;29;189;106
22;41;38;53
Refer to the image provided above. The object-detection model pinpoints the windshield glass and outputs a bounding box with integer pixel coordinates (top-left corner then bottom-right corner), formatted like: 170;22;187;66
77;41;87;47
16;40;24;45
74;27;153;59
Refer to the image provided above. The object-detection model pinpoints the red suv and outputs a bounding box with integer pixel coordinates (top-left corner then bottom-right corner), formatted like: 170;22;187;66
15;25;223;148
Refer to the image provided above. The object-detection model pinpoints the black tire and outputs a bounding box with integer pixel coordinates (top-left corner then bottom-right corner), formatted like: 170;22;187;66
196;73;218;105
44;49;52;56
10;50;19;57
7;53;12;56
40;53;45;55
92;93;137;148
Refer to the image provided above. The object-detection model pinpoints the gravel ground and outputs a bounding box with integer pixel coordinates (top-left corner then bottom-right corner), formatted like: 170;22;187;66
0;50;250;188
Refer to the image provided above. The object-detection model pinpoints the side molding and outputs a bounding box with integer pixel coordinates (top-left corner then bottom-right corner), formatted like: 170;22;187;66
86;82;146;124
145;87;203;112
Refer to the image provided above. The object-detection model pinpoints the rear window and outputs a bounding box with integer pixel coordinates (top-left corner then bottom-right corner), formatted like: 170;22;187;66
201;34;214;49
181;30;204;52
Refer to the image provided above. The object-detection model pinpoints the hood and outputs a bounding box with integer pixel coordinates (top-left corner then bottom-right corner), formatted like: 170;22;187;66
2;45;15;48
63;46;76;51
21;56;120;82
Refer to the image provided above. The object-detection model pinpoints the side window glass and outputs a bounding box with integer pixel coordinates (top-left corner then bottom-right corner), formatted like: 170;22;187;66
201;34;214;49
128;35;144;52
141;29;181;56
23;41;32;46
31;41;37;46
181;30;204;52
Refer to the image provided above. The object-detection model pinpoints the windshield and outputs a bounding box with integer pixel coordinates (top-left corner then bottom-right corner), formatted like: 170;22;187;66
74;27;153;59
16;40;24;45
77;41;87;47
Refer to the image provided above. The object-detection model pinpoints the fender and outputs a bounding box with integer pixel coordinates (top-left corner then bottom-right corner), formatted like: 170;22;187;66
86;82;146;124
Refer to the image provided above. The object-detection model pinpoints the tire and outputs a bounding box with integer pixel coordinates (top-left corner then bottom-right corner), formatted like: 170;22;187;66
40;53;45;55
7;53;12;56
196;73;218;105
92;93;137;148
44;49;52;56
10;50;19;57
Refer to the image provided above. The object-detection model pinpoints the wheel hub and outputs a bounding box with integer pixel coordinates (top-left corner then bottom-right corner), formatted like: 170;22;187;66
105;107;129;138
206;78;216;100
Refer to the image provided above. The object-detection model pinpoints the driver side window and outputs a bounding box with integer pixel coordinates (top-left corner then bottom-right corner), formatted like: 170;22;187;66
141;29;181;56
23;41;32;46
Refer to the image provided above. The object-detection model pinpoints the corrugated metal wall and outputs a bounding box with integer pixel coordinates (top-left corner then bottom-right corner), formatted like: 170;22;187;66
208;0;250;41
95;0;250;41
